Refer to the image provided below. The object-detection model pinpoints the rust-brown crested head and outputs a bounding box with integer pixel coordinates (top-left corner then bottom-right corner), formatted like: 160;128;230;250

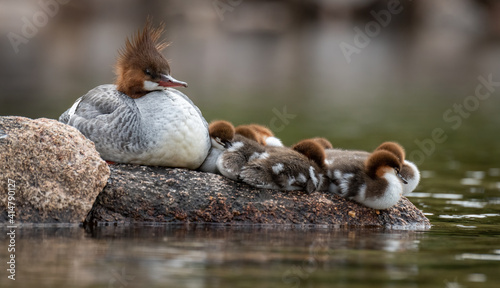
115;19;186;99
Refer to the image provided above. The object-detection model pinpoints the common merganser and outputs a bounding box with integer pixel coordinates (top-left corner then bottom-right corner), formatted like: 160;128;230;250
59;21;210;169
323;141;420;209
199;120;235;174
216;135;324;193
291;138;330;169
235;124;283;147
375;142;420;195
217;134;267;181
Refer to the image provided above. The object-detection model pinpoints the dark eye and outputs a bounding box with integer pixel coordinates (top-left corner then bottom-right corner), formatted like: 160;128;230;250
144;69;152;76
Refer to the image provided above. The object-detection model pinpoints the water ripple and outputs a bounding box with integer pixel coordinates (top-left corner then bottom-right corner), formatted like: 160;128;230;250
446;200;487;208
439;214;500;219
460;178;481;185
457;253;500;261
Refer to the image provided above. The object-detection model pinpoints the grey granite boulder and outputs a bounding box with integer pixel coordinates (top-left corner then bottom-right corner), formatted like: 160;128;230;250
85;164;430;229
0;116;110;223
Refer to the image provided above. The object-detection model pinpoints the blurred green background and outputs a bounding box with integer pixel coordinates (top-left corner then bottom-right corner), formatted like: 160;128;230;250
1;0;500;170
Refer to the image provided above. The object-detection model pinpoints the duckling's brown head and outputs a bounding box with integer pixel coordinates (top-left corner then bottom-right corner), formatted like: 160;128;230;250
209;120;235;149
310;137;333;150
248;124;274;138
374;142;405;163
115;20;187;99
235;125;263;145
292;139;327;169
365;150;402;179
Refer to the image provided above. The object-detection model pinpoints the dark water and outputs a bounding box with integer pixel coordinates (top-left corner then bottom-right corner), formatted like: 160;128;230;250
1;93;500;288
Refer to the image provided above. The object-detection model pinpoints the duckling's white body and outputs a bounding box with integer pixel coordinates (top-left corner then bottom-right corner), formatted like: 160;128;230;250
60;84;210;169
199;139;226;174
400;160;420;196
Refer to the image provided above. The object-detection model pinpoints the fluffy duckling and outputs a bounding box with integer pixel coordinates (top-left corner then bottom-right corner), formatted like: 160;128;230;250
216;134;267;181
323;142;420;209
198;120;235;174
238;141;325;193
291;138;329;170
235;124;283;147
373;142;420;195
216;136;324;193
307;137;334;150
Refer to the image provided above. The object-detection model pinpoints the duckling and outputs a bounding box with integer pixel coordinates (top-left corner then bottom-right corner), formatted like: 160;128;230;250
323;142;420;209
234;125;262;144
59;20;210;168
400;160;420;196
307;137;333;149
216;134;267;181
373;142;420;195
235;124;283;147
216;135;325;193
198;120;235;174
238;142;325;193
291;138;329;169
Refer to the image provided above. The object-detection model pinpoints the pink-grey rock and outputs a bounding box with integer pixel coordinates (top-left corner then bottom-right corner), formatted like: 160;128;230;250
0;116;110;223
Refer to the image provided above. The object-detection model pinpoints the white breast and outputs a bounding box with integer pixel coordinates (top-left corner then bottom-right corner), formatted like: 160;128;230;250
128;89;210;168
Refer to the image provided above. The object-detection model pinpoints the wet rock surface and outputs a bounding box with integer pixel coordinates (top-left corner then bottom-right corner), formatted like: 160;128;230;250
86;164;430;229
0;116;110;223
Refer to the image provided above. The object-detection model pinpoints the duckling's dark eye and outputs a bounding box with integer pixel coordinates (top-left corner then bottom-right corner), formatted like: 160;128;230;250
144;69;152;76
394;167;409;184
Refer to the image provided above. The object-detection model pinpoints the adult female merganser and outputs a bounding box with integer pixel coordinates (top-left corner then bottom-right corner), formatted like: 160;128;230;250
199;120;235;174
59;21;210;169
323;141;420;209
235;124;283;147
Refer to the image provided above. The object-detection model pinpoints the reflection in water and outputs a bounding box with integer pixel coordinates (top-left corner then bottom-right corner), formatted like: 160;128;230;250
0;225;426;288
